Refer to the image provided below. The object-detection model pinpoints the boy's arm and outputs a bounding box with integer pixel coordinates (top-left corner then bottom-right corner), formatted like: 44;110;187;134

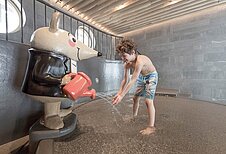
113;61;143;105
120;62;142;98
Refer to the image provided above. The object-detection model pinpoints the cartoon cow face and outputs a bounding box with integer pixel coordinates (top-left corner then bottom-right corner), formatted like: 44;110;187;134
30;12;102;61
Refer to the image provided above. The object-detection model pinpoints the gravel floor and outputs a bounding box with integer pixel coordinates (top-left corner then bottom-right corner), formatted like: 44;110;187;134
54;95;226;154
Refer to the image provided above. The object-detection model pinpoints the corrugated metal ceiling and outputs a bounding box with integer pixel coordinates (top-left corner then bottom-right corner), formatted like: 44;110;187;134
51;0;226;35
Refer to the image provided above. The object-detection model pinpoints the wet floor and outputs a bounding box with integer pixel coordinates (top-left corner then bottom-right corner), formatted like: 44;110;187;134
54;95;226;154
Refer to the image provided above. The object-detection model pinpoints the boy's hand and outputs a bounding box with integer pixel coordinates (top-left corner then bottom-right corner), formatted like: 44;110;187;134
113;93;119;100
112;94;123;105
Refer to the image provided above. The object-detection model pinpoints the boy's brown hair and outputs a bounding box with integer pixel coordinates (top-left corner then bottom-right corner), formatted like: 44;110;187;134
116;39;137;55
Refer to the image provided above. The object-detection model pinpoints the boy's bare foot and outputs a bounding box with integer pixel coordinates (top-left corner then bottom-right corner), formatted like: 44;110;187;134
139;127;156;135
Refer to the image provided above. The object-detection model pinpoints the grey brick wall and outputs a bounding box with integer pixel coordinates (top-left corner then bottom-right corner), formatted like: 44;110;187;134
124;6;226;105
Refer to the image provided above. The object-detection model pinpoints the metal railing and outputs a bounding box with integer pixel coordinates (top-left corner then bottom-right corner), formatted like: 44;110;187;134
0;0;123;60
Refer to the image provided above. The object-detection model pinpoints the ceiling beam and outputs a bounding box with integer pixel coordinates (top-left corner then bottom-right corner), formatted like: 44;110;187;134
67;0;85;11
83;0;115;17
99;0;163;25
116;1;223;34
92;0;142;21
87;0;130;19
72;0;96;12
107;0;210;30
113;1;215;32
76;0;107;13
103;0;199;27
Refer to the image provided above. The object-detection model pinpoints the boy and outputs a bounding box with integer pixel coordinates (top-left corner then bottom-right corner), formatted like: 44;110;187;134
112;39;158;135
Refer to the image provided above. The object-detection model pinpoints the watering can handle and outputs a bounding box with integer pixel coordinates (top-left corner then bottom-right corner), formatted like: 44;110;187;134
66;73;77;79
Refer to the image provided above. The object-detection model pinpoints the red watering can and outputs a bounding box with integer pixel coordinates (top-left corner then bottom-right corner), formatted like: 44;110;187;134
63;72;96;100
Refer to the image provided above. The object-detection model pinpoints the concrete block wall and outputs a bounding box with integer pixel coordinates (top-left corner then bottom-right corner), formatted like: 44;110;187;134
124;4;226;105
